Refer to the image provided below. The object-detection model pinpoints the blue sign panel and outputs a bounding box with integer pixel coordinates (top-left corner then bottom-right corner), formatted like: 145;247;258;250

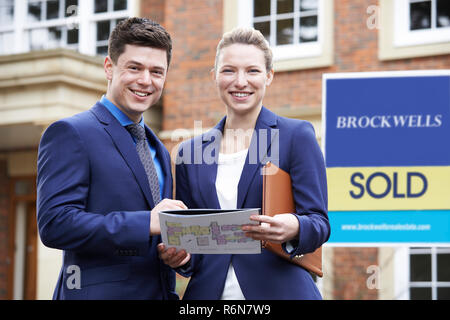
323;71;450;245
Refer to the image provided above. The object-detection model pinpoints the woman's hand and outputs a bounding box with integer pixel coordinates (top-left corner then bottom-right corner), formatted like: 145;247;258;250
242;214;299;243
157;243;191;268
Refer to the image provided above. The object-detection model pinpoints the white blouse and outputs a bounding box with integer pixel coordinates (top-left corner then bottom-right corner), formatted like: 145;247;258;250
215;148;248;300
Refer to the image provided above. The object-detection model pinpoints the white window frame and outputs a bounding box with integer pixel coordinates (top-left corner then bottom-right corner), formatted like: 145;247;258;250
21;0;81;52
395;246;450;300
0;0;135;56
237;0;324;62
0;0;17;54
394;247;410;300
394;0;450;47
0;0;15;27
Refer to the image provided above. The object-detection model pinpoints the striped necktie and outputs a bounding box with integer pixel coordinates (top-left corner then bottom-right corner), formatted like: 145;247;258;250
126;123;161;205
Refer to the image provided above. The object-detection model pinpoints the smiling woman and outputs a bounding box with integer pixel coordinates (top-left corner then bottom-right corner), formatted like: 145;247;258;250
158;27;330;300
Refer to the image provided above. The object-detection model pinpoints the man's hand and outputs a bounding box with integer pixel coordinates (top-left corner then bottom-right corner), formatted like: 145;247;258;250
241;213;299;243
150;199;187;235
157;243;191;268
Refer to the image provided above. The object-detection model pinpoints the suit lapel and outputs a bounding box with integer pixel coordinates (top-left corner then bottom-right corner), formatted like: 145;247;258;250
196;118;225;209
236;107;278;208
90;103;156;209
196;107;279;209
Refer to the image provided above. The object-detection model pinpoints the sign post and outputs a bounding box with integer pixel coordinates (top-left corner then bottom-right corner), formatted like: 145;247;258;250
323;70;450;245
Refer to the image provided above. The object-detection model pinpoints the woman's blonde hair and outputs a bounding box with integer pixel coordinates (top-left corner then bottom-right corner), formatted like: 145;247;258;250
214;27;273;72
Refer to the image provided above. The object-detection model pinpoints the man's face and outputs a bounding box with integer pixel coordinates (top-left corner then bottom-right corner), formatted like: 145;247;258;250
104;44;168;123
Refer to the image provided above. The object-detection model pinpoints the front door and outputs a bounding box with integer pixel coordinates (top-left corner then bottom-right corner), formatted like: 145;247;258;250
8;177;37;300
23;201;37;300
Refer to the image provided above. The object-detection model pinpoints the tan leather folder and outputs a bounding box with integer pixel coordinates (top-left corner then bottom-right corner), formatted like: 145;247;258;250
262;161;323;277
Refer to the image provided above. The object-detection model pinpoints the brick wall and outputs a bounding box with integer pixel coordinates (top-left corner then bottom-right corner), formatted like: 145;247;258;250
140;0;166;24
0;159;9;299
333;248;379;300
332;0;450;73
162;0;224;154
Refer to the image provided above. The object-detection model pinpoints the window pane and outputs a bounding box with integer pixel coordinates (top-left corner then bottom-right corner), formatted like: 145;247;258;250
97;20;111;41
97;45;108;56
410;254;431;281
299;15;318;42
254;0;271;17
410;287;432;300
437;288;450;300
437;0;450;28
0;0;14;26
48;27;62;48
277;0;293;14
28;1;42;22
114;0;127;11
95;0;108;13
437;254;450;281
277;18;293;45
300;0;317;11
0;32;14;54
116;18;126;25
68;28;78;44
65;0;78;17
254;21;271;43
410;1;431;30
46;0;59;20
30;28;47;50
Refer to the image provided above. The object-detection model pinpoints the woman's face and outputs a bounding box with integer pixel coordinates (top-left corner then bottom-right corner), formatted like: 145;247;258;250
214;43;273;116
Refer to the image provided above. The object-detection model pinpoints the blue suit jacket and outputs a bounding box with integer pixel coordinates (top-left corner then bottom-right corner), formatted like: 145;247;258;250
37;102;177;300
175;106;330;300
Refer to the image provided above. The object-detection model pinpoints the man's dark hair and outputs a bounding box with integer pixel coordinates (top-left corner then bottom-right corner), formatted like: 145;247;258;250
108;17;172;67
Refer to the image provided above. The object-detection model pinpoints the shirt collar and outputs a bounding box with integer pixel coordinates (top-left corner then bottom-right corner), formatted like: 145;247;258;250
100;95;145;128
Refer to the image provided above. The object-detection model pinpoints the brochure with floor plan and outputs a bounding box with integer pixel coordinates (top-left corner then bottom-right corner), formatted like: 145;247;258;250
159;208;261;254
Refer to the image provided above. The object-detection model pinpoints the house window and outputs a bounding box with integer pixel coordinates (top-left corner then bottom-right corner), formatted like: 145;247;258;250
394;0;450;47
0;0;14;54
91;0;129;56
23;0;79;51
409;0;450;30
409;247;450;300
253;0;319;46
0;0;132;56
250;0;322;61
229;0;332;71
0;0;14;26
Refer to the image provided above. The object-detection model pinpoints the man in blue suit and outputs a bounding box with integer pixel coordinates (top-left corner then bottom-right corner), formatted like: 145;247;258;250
37;17;186;300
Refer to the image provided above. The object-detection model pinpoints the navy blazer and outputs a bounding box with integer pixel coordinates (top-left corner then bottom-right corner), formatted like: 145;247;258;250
176;106;330;300
37;102;177;300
